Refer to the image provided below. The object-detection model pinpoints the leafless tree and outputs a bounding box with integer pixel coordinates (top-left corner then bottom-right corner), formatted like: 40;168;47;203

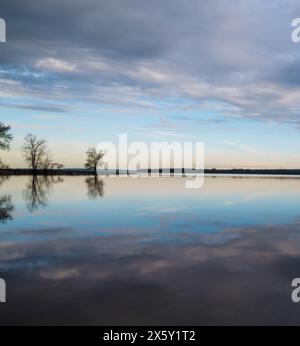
51;162;64;170
0;159;9;169
85;147;104;174
22;134;50;172
39;152;54;170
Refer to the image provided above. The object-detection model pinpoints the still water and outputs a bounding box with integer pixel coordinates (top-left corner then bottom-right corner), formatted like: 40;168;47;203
1;175;300;325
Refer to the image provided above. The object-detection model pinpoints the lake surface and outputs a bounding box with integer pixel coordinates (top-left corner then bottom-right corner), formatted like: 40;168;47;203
1;175;300;325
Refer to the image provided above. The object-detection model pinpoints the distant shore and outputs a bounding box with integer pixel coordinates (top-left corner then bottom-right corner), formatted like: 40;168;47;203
1;168;300;176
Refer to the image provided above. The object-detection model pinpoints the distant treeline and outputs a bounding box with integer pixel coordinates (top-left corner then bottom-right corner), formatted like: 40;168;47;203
1;168;300;176
205;168;300;175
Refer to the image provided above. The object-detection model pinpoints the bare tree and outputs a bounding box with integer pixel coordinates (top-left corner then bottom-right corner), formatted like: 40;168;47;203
0;123;13;151
22;134;49;172
51;162;64;170
0;159;9;169
85;148;104;174
39;152;54;170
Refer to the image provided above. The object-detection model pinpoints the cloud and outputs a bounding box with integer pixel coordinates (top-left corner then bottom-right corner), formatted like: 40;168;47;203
1;0;300;126
40;268;80;280
0;102;70;112
36;58;77;72
3;222;300;324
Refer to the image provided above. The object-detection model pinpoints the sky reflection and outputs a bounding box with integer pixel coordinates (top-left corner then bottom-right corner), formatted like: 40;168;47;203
0;176;300;325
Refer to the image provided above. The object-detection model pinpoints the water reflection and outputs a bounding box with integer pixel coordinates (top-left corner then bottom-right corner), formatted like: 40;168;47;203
85;176;104;199
1;223;300;325
1;176;300;325
0;175;10;187
23;175;64;212
0;194;14;223
0;176;14;223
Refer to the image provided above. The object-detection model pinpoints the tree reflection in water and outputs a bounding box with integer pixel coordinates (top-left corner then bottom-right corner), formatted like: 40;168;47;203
0;195;14;223
0;175;14;223
0;175;10;187
23;175;64;212
85;175;104;199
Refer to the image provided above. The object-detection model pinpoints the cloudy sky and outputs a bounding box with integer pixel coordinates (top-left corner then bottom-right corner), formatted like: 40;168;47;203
1;0;300;168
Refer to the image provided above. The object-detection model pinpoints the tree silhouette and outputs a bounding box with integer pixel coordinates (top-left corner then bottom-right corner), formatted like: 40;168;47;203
0;123;13;151
0;123;13;168
85;148;104;175
0;159;9;169
22;134;49;172
51;162;64;170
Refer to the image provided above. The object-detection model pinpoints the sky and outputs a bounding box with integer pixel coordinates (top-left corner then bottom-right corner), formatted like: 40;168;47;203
1;0;300;168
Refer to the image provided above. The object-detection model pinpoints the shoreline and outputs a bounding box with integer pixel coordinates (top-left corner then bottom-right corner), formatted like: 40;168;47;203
2;168;300;176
